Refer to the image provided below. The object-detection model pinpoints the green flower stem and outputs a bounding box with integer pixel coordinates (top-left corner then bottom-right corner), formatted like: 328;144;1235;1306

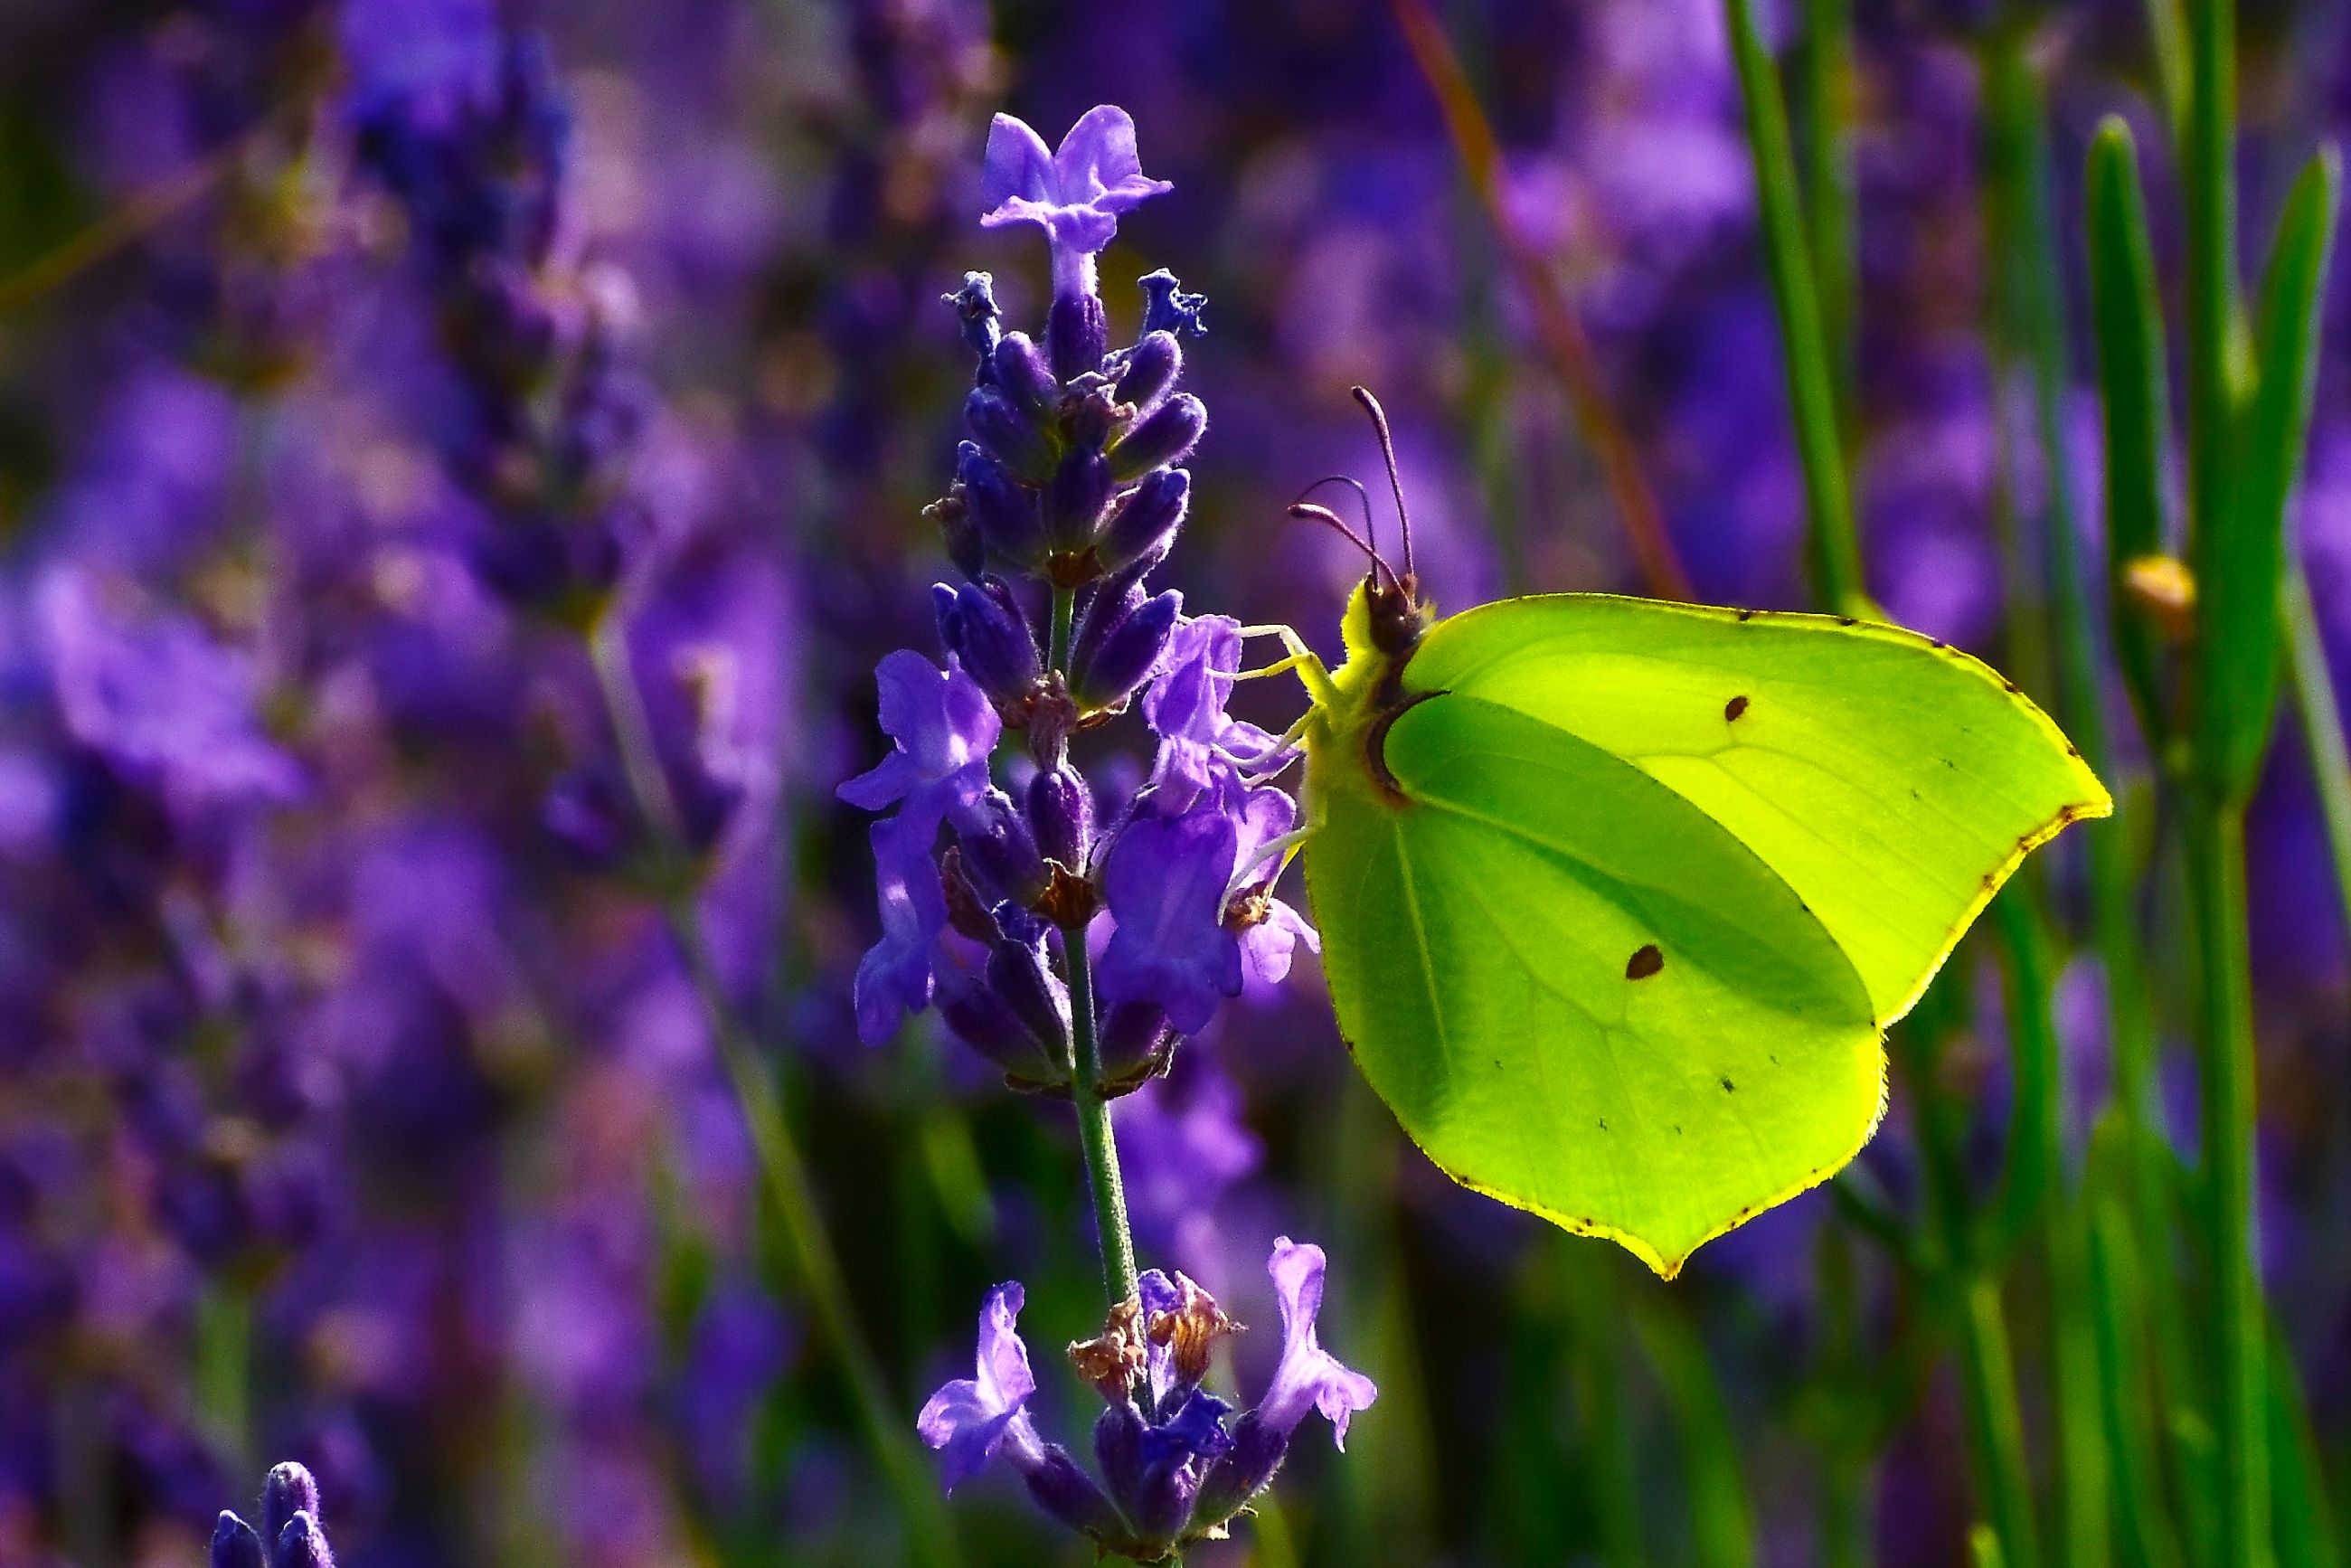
586;616;959;1568
1064;934;1139;1306
1048;586;1142;1308
1723;0;1870;618
2184;795;2270;1568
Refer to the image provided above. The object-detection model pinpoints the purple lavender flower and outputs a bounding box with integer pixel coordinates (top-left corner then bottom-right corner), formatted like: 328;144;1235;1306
980;107;1173;302
922;1238;1369;1557
853;816;952;1044
1096;808;1243;1034
838;651;1000;835
917;1281;1043;1489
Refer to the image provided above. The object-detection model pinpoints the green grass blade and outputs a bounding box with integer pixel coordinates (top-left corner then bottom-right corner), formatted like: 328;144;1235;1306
1982;891;2060;1262
1637;1299;1758;1568
2283;562;2351;944
2086;118;2180;749
1794;0;1856;421
2086;1126;2187;1568
1723;0;1869;615
2269;1321;2344;1568
2201;146;2342;797
1959;1275;2043;1568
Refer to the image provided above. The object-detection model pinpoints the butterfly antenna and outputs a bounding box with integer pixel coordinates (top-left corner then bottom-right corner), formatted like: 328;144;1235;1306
1350;386;1415;580
1295;474;1382;561
1286;499;1402;590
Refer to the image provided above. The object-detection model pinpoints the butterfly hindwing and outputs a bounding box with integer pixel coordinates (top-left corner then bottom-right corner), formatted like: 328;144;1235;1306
1308;690;1884;1278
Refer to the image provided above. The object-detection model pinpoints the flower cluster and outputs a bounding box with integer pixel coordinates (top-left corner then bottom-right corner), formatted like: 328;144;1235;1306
843;104;1366;1558
843;106;1313;1085
211;1462;336;1568
919;1239;1374;1558
351;20;642;625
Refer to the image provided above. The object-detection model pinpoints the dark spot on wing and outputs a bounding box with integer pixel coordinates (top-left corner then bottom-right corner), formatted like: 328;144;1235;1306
2003;679;2023;695
1836;616;1858;628
1736;608;1759;621
1672;1124;1682;1135
1724;694;1750;722
1597;1119;1608;1131
1931;638;1949;650
1626;944;1664;980
1721;1077;1736;1092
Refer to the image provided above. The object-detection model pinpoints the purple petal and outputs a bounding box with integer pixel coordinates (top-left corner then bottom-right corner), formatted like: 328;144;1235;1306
916;1282;1038;1493
853;817;948;1043
1143;616;1242;743
836;750;922;811
979;113;1056;210
1258;1236;1376;1447
1097;809;1242;1034
1051;105;1173;213
1240;899;1318;986
975;1281;1036;1412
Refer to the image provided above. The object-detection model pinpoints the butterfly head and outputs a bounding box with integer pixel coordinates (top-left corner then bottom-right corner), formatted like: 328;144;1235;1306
1290;386;1432;659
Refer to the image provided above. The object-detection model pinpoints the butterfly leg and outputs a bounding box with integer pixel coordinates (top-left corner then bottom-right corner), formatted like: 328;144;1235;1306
1233;624;1340;710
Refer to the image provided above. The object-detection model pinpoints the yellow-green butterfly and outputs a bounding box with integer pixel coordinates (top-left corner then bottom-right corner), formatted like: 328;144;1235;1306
1251;392;2108;1279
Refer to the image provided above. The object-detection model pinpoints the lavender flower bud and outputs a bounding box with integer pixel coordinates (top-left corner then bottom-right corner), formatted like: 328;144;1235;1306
1072;590;1181;713
1026;766;1093;868
955;789;1050;905
1066;382;1119;451
1044;450;1114;554
966;385;1056;483
1047;292;1108;382
272;1513;335;1568
260;1464;321;1547
1109;393;1205;483
933;579;1041;704
986;939;1071;1057
1189;1411;1287;1532
992;333;1061;424
1138;269;1208;337
1097;469;1189;575
1098;1001;1176;1093
212;1515;266;1568
958;443;1046;567
1093;1401;1147;1525
1022;1444;1128;1541
943;271;1002;366
928;489;987;580
939;973;1063;1087
938;847;1004;944
1115;331;1182;412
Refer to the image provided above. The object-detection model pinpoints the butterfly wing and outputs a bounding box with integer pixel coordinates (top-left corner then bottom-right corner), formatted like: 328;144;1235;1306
1402;595;2110;1025
1307;690;1884;1278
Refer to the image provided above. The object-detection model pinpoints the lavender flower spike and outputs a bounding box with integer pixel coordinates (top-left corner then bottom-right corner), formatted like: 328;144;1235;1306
980;107;1172;302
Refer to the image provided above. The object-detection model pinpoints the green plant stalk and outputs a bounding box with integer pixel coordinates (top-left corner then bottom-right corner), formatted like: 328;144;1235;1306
1959;1275;2043;1568
1636;1298;1757;1568
1723;0;1868;616
1048;585;1142;1308
2283;563;2351;943
2268;1321;2346;1568
587;619;959;1568
2185;797;2268;1568
1793;0;1856;422
2087;1154;2186;1568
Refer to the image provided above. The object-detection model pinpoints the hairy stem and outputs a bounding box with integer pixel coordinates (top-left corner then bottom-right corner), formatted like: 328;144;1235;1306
587;615;960;1567
1049;586;1141;1307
